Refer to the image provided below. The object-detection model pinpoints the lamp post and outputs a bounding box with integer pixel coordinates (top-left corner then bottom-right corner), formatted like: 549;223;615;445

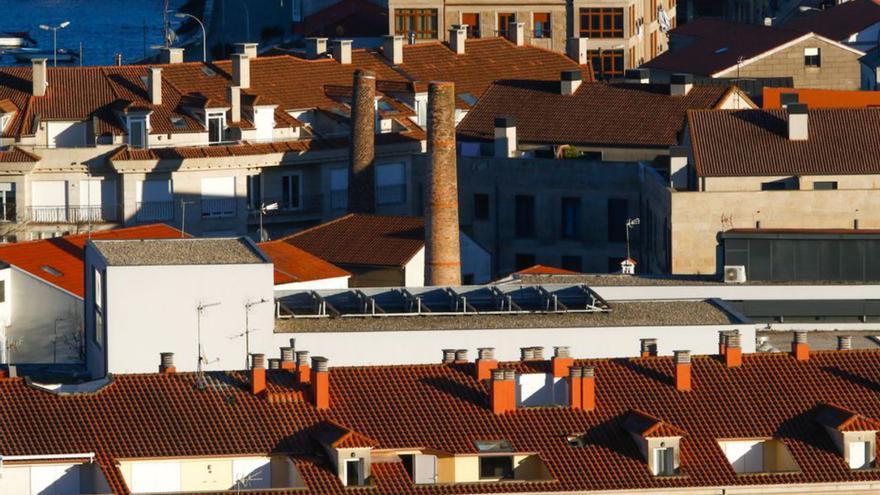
259;202;278;242
38;21;71;67
175;12;207;62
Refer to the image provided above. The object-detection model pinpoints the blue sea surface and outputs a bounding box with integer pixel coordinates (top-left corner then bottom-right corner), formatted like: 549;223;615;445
0;0;183;66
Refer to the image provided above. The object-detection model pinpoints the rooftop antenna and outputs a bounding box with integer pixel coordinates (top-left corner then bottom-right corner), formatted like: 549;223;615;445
180;200;195;237
236;299;270;368
196;301;221;388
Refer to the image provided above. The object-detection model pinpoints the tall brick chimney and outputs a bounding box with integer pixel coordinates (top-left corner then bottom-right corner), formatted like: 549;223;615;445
296;350;311;384
582;366;596;411
348;69;377;213
491;369;516;414
424;81;462;286
250;353;266;395
311;356;330;410
673;350;691;392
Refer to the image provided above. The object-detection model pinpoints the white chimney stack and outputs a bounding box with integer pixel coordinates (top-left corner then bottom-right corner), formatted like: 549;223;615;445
159;47;184;64
494;117;517;158
232;53;250;89
508;22;525;46
306;37;328;59
670;73;693;96
624;68;650;84
236;42;258;59
382;35;404;64
669;146;689;190
561;70;582;96
149;67;162;106
228;86;241;123
787;103;809;141
331;39;352;65
449;25;467;54
567;37;588;65
32;58;48;97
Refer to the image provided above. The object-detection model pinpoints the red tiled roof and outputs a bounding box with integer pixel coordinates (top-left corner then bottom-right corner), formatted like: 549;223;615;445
816;403;880;432
0;146;40;163
644;18;807;76
0;224;183;297
516;264;581;275
313;419;380;449
784;0;880;41
458;80;733;148
688;108;880;177
5;350;880;493
763;87;880;109
258;240;351;285
623;410;687;438
282;214;425;267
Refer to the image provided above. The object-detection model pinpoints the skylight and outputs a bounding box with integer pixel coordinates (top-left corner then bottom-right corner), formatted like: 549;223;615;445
170;116;187;129
474;440;513;453
201;66;216;77
459;93;478;106
41;265;62;277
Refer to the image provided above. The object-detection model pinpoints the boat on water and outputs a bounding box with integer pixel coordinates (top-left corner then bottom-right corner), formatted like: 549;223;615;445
13;49;79;64
0;31;36;48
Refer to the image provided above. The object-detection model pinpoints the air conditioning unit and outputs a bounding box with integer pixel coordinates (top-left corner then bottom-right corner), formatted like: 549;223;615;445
723;265;747;284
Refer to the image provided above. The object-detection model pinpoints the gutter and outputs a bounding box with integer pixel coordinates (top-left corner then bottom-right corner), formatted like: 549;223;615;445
0;452;95;469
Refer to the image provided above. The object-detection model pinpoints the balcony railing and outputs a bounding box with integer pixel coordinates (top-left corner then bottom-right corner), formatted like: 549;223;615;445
27;205;117;223
0;202;16;223
135;201;174;222
248;194;324;221
201;198;237;218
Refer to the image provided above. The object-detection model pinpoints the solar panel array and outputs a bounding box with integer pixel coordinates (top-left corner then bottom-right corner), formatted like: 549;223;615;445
276;284;610;319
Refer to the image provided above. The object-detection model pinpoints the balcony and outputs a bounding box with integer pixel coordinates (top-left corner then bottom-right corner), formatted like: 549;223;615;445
248;194;324;223
27;205;118;224
201;198;237;218
135;201;174;222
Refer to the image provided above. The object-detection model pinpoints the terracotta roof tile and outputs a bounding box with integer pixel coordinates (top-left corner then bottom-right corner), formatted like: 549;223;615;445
515;264;580;275
689;108;880;177
258;239;351;285
763;87;880;109
0;146;40;163
5;351;880;493
0;223;184;297
281;214;425;267
459;81;732;148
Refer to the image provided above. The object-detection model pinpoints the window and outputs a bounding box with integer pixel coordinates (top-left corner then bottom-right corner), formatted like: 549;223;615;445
514;195;535;238
474;193;490;220
394;9;438;39
628;5;635;35
345;459;364;486
246;175;261;210
533;13;551;38
282;173;302;210
498;13;516;38
201;176;235;218
93;268;104;347
475;440;514;452
561;255;582;272
579;8;623;38
804;47;821;67
479;456;513;479
653;447;675;476
462;13;480;38
207;112;225;144
128;117;147;148
561;197;581;239
607;198;627;242
650;0;658;21
588;50;624;79
515;253;536;271
721;440;764;473
0;182;15;222
330;168;348;210
628;46;636;69
761;181;789;191
849;441;872;469
651;31;658;58
814;181;838;190
376;162;406;205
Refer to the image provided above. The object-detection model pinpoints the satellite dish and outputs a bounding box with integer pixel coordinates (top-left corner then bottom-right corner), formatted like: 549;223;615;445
658;7;671;33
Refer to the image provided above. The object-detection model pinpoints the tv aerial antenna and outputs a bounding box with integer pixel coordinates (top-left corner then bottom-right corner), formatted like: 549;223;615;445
196;301;221;388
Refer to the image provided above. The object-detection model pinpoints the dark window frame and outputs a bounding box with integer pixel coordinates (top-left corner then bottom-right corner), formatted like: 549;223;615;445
579;8;624;38
588;49;625;79
561;197;581;239
479;455;514;479
533;12;551;38
804;47;821;67
473;193;490;220
514;194;536;238
394;8;439;40
498;12;516;38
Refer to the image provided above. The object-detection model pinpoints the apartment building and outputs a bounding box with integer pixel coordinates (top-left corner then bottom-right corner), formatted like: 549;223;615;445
454;71;752;274
0;36;585;242
665;104;880;275
4;334;880;493
644;18;867;90
387;0;677;74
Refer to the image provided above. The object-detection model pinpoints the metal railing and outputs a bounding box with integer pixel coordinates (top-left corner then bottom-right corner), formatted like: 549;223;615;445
201;198;236;218
27;205;116;223
135;201;174;222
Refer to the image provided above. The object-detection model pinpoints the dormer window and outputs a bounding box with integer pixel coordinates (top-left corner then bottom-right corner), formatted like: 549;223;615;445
206;111;225;144
622;410;684;477
479;455;513;480
816;403;880;471
127;117;147;149
653;446;675;476
718;439;799;474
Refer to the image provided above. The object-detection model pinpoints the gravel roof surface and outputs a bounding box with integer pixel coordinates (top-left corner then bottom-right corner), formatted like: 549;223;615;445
93;238;266;266
275;300;738;333
511;274;880;286
759;330;880;351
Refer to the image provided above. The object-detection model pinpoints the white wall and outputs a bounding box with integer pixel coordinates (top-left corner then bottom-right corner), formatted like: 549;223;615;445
403;247;425;287
273;322;754;366
274;275;350;292
85;248;275;376
2;267;82;364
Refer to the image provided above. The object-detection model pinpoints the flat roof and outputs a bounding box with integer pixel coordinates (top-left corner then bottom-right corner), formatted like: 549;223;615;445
91;238;267;266
760;331;880;351
509;273;880;286
275;300;739;333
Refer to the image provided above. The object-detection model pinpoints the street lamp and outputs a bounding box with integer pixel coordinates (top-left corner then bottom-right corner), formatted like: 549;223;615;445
625;217;640;262
174;12;207;62
259;202;278;242
38;21;71;67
